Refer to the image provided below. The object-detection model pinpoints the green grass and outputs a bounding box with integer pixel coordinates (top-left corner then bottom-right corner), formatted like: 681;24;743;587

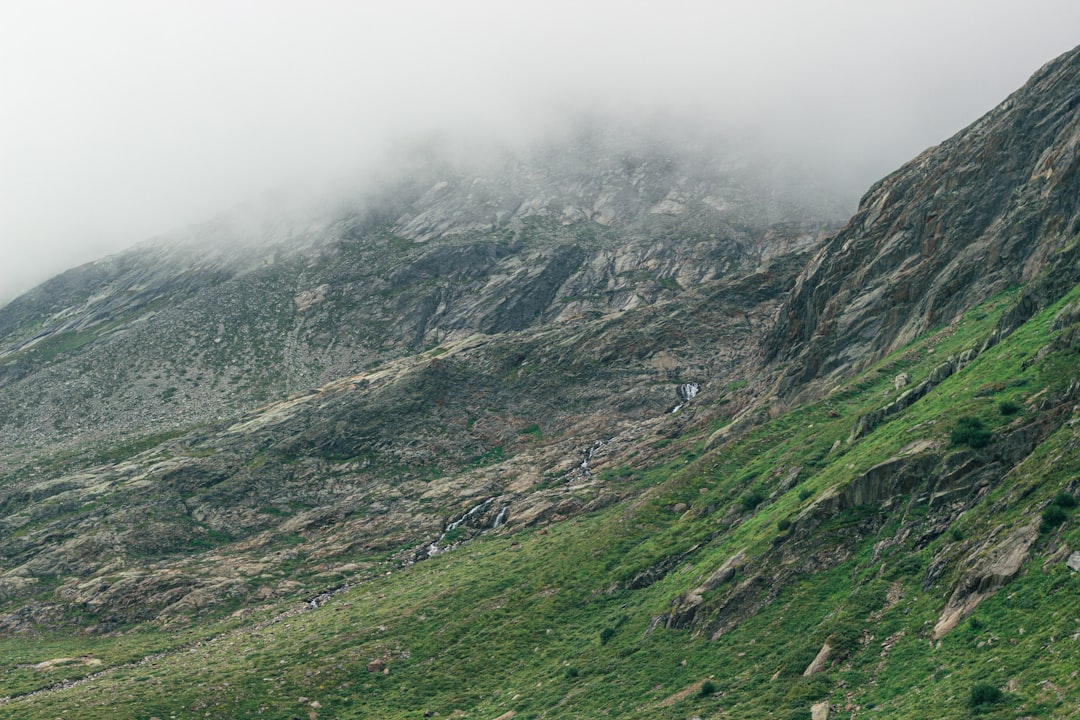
2;284;1079;718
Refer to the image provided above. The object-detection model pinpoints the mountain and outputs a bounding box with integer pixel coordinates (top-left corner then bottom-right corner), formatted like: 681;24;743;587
0;129;836;460
764;46;1080;399
0;50;1079;720
0;127;841;630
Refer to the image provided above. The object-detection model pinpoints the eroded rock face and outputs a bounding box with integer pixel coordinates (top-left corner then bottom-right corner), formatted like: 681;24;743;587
764;45;1080;398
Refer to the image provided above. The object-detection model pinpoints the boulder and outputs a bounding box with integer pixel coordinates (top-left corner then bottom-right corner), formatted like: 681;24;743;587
803;640;833;676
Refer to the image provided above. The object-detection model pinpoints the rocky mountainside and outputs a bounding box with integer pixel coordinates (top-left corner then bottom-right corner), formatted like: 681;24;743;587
0;129;838;461
0;129;840;629
764;46;1080;399
1;49;1079;720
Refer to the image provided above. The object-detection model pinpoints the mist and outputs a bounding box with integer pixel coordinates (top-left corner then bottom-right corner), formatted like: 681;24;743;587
3;0;1079;302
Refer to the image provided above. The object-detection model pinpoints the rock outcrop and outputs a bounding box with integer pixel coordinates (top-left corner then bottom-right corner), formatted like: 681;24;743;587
764;45;1080;398
932;523;1040;639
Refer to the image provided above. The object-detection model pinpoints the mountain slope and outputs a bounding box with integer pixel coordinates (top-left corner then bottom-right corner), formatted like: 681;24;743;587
1;48;1080;720
2;260;1077;720
764;45;1080;399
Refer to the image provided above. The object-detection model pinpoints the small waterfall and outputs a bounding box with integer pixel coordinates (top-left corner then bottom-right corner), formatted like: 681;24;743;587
676;382;699;401
671;383;699;413
491;505;510;528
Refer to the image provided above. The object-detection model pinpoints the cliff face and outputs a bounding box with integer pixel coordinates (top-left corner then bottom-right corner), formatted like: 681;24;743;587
764;46;1080;397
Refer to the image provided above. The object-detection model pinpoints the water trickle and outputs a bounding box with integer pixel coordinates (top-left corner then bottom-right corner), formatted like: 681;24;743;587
424;498;498;557
445;498;495;533
492;505;510;528
580;439;607;473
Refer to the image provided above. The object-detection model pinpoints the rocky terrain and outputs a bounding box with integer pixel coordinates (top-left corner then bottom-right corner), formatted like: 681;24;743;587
0;128;840;630
0;47;1078;720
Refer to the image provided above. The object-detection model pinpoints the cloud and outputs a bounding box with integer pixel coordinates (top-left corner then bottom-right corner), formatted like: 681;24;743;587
2;0;1079;301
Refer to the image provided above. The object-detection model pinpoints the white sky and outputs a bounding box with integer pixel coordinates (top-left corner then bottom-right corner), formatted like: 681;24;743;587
2;0;1079;301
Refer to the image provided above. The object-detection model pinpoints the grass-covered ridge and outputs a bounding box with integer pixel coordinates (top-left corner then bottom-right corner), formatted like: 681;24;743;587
2;284;1078;719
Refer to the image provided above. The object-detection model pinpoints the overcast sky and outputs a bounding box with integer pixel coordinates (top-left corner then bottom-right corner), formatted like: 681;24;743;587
2;1;1079;301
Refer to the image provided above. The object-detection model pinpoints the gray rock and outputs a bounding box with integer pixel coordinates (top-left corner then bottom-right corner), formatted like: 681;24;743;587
764;45;1080;401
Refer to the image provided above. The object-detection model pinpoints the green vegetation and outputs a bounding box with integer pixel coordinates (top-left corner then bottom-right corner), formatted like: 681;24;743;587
518;423;543;440
741;487;766;511
998;399;1022;416
657;276;683;292
951;415;991;448
969;683;1004;713
1041;491;1076;533
1;283;1078;720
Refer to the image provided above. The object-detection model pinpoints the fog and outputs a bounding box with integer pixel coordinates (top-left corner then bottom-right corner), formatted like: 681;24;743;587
3;0;1079;302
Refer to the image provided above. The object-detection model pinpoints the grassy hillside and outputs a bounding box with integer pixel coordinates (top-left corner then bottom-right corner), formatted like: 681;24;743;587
1;272;1077;718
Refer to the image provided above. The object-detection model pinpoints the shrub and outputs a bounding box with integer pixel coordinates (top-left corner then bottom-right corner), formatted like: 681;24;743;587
969;683;1003;711
1052;491;1077;509
1041;504;1068;532
564;666;579;679
777;518;792;532
798;488;814;501
599;627;615;645
997;399;1022;416
699;680;717;696
827;623;863;653
741;488;766;512
951;416;991;448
